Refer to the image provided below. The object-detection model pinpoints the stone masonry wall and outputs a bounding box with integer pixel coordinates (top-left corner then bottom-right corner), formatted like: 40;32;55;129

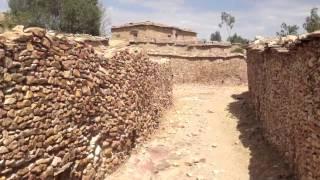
247;32;320;180
129;42;247;85
0;27;172;180
132;42;234;57
168;57;247;84
112;24;197;43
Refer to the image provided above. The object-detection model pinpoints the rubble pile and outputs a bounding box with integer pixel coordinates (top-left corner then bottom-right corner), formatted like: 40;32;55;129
247;31;320;180
0;27;172;179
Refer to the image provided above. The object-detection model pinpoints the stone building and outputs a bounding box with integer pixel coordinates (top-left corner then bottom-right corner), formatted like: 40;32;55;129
111;21;197;43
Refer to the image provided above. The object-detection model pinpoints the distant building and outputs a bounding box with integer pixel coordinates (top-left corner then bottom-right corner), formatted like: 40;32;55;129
111;21;197;43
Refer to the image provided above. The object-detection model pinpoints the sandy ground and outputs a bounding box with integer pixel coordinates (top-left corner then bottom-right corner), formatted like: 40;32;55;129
106;85;291;180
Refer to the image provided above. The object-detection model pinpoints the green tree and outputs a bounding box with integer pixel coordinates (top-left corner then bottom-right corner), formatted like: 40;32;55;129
7;0;104;35
303;8;320;33
7;0;51;28
60;0;102;35
227;33;249;44
210;31;222;42
219;12;235;37
276;23;299;37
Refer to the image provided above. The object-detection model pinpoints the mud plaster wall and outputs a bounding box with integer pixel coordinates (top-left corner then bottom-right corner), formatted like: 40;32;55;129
247;38;320;180
112;26;197;43
0;28;173;180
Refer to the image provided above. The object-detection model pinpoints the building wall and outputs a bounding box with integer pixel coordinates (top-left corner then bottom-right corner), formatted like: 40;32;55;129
145;26;197;42
112;26;148;41
175;30;198;43
111;25;197;43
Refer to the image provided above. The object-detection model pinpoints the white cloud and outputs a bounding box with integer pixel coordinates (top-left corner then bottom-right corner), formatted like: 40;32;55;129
0;0;318;39
117;0;186;12
108;0;320;40
109;2;221;40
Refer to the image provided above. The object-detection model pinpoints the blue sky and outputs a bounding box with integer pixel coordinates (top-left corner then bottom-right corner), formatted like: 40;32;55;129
1;0;319;39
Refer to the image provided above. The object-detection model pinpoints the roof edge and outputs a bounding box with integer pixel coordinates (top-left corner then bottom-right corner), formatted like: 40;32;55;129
112;21;197;34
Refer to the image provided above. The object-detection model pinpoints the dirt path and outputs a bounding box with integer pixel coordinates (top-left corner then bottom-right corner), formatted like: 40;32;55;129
106;85;291;180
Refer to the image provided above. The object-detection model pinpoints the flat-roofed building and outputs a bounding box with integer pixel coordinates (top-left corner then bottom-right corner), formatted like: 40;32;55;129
111;21;197;43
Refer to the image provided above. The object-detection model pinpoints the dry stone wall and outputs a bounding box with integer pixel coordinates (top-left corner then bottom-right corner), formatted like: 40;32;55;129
168;57;247;84
131;41;235;57
129;42;247;85
247;32;320;180
0;27;172;180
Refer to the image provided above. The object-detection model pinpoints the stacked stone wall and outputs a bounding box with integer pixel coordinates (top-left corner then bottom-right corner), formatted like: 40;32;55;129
0;27;172;180
170;57;247;84
129;42;247;85
247;33;320;180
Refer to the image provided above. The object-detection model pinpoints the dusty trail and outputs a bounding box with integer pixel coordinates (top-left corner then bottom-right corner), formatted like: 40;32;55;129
106;85;291;180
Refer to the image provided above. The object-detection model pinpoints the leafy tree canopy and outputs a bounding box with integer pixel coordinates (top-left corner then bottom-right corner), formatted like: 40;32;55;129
7;0;104;35
227;33;249;44
210;31;222;42
219;12;235;37
303;8;320;33
276;23;299;37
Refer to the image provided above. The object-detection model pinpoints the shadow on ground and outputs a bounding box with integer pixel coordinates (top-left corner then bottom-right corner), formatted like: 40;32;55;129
227;92;294;180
